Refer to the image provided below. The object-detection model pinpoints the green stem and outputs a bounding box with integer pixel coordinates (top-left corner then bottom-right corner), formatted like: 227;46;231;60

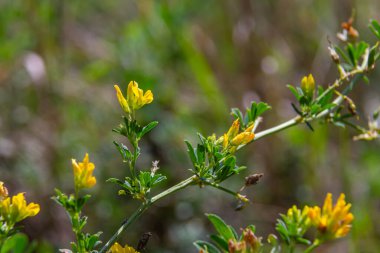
72;212;85;253
203;181;240;198
304;239;321;253
252;116;302;142
99;176;196;253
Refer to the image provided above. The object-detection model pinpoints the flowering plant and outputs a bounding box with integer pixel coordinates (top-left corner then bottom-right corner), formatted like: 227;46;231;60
1;16;380;253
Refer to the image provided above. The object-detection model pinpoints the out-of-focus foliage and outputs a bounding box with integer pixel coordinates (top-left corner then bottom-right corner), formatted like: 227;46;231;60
0;0;379;252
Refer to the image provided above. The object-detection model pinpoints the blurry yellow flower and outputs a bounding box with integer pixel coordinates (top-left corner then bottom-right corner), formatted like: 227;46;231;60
114;81;153;114
301;74;315;98
0;192;40;224
108;242;139;253
226;120;240;141
231;132;255;146
0;181;8;200
308;193;354;239
221;120;255;151
72;153;96;191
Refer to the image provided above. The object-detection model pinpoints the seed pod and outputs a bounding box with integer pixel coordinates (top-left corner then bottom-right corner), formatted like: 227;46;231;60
245;173;264;186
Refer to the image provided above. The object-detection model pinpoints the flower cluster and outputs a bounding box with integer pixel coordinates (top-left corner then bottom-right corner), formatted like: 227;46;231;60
275;192;354;252
72;153;97;192
0;182;40;237
114;81;153;115
220;120;255;152
308;193;354;240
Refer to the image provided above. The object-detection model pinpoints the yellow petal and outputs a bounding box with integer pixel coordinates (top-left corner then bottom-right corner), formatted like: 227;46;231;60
114;85;131;114
143;90;153;104
322;193;333;214
226;120;240;140
231;132;254;146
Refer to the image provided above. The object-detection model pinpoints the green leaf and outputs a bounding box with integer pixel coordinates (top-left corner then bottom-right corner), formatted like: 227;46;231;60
369;19;380;39
335;46;351;65
196;144;206;164
210;235;228;251
228;225;238;239
231;108;243;125
286;85;300;100
106;178;124;186
1;233;29;253
295;237;311;245
206;213;235;241
139;121;159;138
193;241;221;253
250;102;271;122
113;141;132;162
185;140;197;167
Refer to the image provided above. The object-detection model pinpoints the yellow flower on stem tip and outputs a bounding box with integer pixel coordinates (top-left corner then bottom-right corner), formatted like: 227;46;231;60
301;74;315;98
0;192;40;224
308;193;354;240
72;153;96;191
108;242;139;253
114;81;153;114
0;181;8;200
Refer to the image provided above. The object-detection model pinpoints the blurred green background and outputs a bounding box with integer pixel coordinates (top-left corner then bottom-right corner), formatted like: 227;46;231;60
0;0;380;252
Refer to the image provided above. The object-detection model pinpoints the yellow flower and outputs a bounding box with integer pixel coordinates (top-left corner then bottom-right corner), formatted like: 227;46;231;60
308;193;354;240
221;121;255;151
108;242;139;253
301;74;315;98
0;181;8;200
0;192;40;224
230;132;255;146
114;81;153;114
72;153;96;191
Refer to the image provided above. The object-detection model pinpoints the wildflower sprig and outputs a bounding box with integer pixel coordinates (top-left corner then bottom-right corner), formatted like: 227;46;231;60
255;18;380;141
185;101;269;189
53;153;101;253
0;182;40;250
109;81;165;202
